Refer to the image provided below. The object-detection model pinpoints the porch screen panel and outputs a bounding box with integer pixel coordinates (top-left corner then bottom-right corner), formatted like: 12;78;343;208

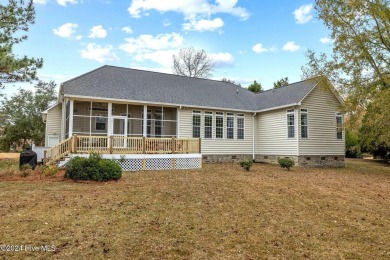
128;105;143;137
72;101;92;135
91;102;108;134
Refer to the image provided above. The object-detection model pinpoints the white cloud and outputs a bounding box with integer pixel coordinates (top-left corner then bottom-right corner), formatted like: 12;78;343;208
320;37;334;44
119;33;184;54
88;25;107;39
57;0;78;7
209;52;235;67
183;18;224;31
252;43;267;53
128;0;250;20
33;0;49;4
293;4;313;24
75;35;82;40
121;26;133;34
52;23;78;38
134;50;177;67
282;41;301;52
80;43;119;63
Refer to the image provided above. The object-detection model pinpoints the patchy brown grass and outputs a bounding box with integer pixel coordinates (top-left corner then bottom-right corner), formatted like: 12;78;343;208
0;158;389;259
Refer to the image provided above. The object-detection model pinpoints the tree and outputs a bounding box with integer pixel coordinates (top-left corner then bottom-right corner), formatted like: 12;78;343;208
273;77;289;88
301;0;390;147
247;80;262;93
172;47;215;78
0;0;43;90
0;81;57;151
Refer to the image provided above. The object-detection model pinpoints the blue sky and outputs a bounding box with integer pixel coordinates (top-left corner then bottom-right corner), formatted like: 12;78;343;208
7;0;334;94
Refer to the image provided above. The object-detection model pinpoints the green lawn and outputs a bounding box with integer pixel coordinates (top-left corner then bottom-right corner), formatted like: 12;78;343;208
0;159;389;259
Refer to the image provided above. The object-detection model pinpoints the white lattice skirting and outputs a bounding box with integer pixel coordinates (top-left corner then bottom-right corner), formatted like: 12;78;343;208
64;154;202;171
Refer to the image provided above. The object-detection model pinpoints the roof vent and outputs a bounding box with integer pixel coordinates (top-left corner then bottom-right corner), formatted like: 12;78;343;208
237;88;239;93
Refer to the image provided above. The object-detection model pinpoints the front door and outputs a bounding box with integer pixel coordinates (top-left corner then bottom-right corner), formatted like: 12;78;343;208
112;117;127;147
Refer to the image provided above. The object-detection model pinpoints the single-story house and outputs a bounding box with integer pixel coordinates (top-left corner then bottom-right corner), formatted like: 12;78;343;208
42;65;345;169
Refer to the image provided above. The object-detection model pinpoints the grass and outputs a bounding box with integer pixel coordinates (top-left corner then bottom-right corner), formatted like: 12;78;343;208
0;158;389;259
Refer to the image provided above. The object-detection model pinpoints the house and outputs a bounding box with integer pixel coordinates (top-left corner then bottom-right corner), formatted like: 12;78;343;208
42;65;345;169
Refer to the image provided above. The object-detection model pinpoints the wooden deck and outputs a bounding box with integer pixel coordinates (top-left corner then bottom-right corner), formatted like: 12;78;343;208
44;135;201;165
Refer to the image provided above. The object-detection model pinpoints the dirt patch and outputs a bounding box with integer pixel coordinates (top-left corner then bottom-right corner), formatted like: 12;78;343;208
0;152;20;159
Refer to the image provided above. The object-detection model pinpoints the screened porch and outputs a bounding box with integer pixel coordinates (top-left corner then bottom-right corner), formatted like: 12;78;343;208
65;100;178;139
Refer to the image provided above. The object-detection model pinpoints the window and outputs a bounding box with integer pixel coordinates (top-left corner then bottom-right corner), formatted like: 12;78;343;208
301;109;308;138
192;110;201;138
216;112;224;139
204;111;212;139
287;109;295;138
227;113;234;139
155;110;163;137
96;115;106;130
336;112;343;139
237;113;244;139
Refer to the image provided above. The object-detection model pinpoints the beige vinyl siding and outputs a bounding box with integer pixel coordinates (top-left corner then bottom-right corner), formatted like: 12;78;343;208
179;109;253;155
256;108;298;156
299;85;344;155
45;103;62;146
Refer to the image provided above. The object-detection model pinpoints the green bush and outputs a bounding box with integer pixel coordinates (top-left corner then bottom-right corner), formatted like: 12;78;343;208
277;157;295;171
65;153;122;181
239;158;253;171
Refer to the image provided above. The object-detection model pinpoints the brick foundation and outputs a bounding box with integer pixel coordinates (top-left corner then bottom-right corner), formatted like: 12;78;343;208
255;154;345;167
203;154;345;167
202;154;252;163
298;155;345;167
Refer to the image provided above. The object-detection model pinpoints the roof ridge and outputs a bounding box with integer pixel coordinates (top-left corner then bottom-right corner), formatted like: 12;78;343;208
61;65;108;85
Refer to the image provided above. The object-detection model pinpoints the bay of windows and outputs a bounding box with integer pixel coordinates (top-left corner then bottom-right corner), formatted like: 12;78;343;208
287;109;295;138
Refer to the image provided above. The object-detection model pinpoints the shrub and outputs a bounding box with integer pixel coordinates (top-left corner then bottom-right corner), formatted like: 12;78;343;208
239;158;253;171
277;157;295;171
19;164;33;177
372;142;390;161
42;165;59;176
346;146;362;158
65;154;122;181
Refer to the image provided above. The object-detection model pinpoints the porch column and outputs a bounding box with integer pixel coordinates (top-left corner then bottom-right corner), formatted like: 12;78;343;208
107;102;113;136
69;99;74;137
143;105;147;137
176;107;180;138
107;102;113;150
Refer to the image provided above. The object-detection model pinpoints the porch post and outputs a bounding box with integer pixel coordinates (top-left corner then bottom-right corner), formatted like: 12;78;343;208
176;107;180;138
143;105;147;137
108;102;113;150
69;99;74;137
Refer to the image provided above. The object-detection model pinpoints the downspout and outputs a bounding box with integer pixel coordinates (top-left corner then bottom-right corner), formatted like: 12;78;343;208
252;112;257;161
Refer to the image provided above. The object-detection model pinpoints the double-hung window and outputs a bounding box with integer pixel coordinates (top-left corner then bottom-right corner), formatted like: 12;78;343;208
204;111;213;139
216;112;224;139
300;109;308;138
227;113;234;139
336;112;343;139
287;109;295;138
192;110;201;138
237;113;244;139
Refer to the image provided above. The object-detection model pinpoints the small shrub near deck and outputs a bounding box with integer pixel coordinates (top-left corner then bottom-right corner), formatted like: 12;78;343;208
65;153;122;181
239;158;253;171
277;157;295;171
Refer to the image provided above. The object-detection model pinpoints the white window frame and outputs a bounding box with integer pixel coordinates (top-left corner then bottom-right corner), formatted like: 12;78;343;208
287;109;295;138
336;112;344;140
204;111;213;139
227;113;234;139
300;109;308;138
216;112;224;139
237;113;245;140
192;110;201;138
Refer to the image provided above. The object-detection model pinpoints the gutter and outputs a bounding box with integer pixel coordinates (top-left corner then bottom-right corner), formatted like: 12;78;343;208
252;112;257;160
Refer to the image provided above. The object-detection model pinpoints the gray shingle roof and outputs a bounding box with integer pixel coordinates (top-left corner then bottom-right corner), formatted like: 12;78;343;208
61;65;320;112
